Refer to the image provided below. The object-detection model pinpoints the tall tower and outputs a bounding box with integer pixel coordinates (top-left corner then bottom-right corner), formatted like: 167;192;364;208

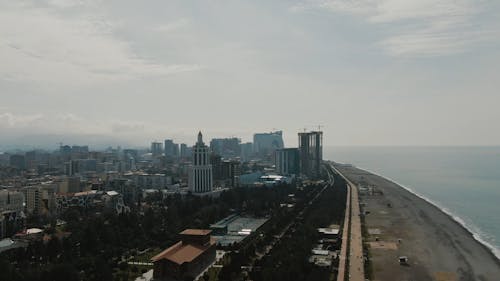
189;131;213;193
298;131;323;179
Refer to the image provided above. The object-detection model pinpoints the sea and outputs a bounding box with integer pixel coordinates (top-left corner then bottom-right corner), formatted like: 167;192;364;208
325;146;500;259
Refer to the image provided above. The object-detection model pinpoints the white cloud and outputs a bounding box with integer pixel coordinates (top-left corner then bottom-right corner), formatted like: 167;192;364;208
0;1;201;85
47;0;86;9
292;0;497;57
0;112;45;128
155;18;191;33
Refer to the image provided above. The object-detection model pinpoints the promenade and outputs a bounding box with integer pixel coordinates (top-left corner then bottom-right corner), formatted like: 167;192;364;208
331;163;364;281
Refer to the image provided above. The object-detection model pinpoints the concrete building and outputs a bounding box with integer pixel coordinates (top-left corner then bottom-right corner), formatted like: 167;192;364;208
253;131;284;159
124;172;172;189
152;229;216;281
275;148;300;176
239;142;253;162
56;190;130;214
189;132;213;193
57;177;81;194
298;131;323;179
9;155;25;170
102;191;130;214
211;156;241;188
210;138;241;159
180;143;193;159
22;185;56;216
151;142;163;157
0;190;25;239
0;190;24;213
164;139;180;159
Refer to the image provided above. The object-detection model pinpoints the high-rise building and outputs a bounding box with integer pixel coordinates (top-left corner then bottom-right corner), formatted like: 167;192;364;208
298;131;323;179
9;155;25;170
275;148;300;176
188;132;213;193
151;142;163;157
210;138;241;159
180;143;192;159
164;139;179;159
239;142;253;162
253;131;284;159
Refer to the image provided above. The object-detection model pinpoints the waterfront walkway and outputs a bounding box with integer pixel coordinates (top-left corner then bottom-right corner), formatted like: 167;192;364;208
331;163;365;281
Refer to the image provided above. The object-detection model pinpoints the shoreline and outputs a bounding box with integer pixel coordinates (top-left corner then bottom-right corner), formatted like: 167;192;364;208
339;163;500;263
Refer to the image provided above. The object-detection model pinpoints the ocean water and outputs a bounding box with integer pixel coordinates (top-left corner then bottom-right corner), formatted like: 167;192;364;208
325;146;500;259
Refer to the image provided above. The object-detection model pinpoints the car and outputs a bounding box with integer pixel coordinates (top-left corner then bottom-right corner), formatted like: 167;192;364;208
399;256;409;265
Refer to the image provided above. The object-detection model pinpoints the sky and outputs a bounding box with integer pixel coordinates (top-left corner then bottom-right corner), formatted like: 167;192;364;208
1;0;500;149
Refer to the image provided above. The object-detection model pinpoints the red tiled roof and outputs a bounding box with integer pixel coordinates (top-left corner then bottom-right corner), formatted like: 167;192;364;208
151;238;215;265
180;229;211;236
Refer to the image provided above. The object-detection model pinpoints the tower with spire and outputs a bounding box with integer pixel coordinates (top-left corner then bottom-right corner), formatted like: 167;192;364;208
189;131;213;193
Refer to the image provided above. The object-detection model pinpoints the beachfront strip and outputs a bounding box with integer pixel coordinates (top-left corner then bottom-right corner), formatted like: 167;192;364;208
331;163;365;281
334;163;500;281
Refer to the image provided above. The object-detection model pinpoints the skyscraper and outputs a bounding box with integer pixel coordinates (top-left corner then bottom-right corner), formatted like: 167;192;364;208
209;138;241;159
188;132;213;193
275;148;300;176
253;131;284;159
164;139;179;159
239;142;253;162
151;142;163;157
298;131;323;179
180;143;192;159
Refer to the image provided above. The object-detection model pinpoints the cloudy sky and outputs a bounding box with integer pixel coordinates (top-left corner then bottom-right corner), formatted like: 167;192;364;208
1;0;499;149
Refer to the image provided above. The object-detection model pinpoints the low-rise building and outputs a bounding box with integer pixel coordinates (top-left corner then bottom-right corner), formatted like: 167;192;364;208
124;172;172;189
152;229;216;281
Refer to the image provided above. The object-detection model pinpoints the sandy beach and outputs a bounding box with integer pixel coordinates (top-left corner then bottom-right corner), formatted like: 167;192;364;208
334;163;500;281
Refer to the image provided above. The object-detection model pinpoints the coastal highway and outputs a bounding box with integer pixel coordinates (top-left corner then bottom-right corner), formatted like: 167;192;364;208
330;163;365;281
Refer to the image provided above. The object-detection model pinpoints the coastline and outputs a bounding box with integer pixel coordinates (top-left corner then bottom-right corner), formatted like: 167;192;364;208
333;162;500;280
350;164;500;262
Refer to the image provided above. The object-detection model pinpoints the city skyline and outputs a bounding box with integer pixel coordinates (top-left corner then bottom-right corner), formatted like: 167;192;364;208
2;0;500;148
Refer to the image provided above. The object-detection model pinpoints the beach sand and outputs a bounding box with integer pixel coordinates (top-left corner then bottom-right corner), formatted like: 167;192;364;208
334;164;500;281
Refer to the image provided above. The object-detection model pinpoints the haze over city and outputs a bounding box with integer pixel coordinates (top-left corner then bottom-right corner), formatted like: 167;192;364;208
2;0;500;149
2;1;500;281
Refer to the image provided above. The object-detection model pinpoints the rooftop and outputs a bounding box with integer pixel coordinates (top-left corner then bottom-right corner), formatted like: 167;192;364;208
318;228;340;235
180;229;212;236
151;238;215;265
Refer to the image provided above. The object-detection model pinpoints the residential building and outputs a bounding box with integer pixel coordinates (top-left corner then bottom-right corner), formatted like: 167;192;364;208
239;142;253;162
124;172;172;189
0;190;25;238
22;185;56;216
180;143;192;159
211;156;241;187
298;131;323;179
0;190;24;213
57;177;81;194
164;139;180;159
253;131;284;159
9;155;25;170
275;148;300;176
210;138;240;159
151;142;163;157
